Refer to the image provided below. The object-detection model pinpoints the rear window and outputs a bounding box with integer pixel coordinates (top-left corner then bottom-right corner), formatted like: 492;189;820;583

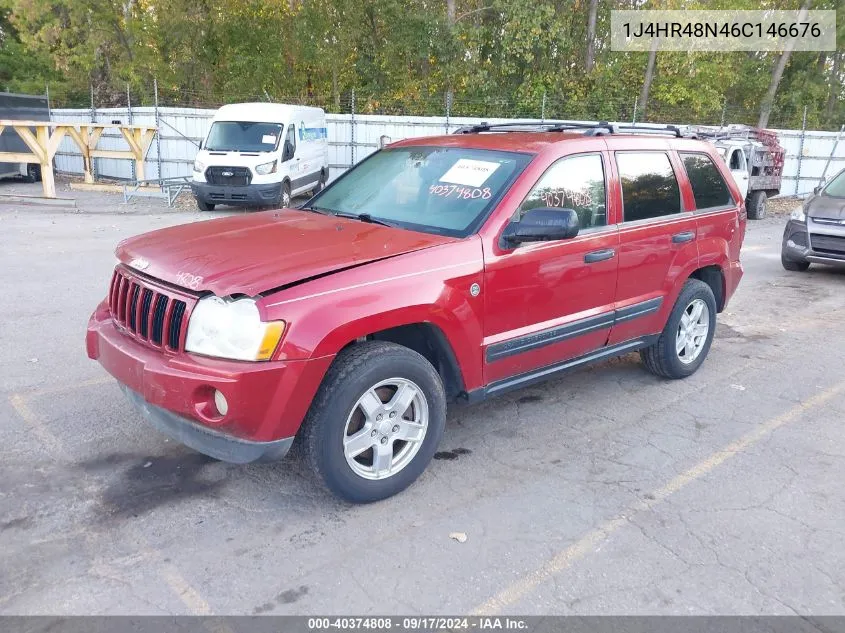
680;152;734;210
616;152;682;222
205;121;282;152
308;146;532;237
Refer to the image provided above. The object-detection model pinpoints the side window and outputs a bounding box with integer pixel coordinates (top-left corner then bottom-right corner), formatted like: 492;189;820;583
517;154;607;229
283;124;296;161
680;152;733;210
729;149;742;170
616;152;681;222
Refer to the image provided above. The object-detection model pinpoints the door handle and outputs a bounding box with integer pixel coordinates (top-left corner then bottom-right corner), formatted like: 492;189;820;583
584;248;616;263
672;231;696;244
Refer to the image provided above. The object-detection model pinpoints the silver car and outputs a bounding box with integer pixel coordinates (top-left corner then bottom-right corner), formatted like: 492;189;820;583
782;167;845;271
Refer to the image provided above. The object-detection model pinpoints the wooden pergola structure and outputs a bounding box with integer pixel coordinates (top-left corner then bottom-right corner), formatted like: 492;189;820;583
0;120;157;198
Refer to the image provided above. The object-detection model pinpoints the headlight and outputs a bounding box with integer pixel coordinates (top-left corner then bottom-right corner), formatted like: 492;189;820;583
185;296;285;361
255;160;277;175
193;159;205;173
790;207;806;222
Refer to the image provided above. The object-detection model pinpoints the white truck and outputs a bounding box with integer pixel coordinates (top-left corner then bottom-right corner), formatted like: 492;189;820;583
191;103;329;211
690;124;785;220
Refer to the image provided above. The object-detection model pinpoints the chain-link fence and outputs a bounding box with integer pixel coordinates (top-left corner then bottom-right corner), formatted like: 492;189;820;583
45;81;842;133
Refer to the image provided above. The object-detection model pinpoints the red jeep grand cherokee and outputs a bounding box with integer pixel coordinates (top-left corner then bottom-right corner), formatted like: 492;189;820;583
87;122;745;502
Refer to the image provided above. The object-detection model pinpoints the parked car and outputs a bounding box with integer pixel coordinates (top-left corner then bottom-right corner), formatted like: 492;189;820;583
0;91;49;183
781;167;845;271
190;102;329;211
87;122;746;502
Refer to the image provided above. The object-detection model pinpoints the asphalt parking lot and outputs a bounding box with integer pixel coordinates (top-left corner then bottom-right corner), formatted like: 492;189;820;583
2;184;845;616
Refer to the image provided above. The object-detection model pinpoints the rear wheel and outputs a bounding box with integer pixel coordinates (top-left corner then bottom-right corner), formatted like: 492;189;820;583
196;198;215;211
640;279;717;379
301;341;446;503
747;190;767;220
781;253;810;272
24;163;41;183
312;170;326;195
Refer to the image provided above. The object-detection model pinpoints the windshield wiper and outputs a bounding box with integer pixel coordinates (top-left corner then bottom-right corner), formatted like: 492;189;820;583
333;212;397;228
299;205;331;215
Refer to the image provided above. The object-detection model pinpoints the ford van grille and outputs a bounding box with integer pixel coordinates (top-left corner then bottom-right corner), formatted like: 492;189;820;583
108;267;194;351
206;166;252;186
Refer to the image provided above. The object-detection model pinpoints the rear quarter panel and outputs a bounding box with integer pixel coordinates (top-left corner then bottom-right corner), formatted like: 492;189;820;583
259;238;486;391
673;139;746;308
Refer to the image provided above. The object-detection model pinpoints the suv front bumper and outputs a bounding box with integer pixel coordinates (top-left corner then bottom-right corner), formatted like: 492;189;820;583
782;218;845;267
86;302;333;463
191;181;283;207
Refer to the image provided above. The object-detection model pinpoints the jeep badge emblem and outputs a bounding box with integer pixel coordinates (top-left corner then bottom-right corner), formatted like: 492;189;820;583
470;282;481;297
129;257;149;271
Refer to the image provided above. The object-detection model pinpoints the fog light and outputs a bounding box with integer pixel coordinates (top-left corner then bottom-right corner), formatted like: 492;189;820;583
214;390;229;417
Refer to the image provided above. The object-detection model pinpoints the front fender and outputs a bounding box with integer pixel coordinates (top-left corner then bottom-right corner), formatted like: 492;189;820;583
261;238;486;391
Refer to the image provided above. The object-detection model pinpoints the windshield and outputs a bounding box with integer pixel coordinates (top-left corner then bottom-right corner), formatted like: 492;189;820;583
821;170;845;198
307;146;532;237
205;121;283;152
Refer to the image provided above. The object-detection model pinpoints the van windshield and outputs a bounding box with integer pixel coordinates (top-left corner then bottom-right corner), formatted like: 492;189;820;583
306;146;533;237
205;121;283;152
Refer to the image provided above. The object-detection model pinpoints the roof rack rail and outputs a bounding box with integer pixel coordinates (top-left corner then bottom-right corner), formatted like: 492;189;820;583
610;123;686;138
453;120;614;135
453;120;690;138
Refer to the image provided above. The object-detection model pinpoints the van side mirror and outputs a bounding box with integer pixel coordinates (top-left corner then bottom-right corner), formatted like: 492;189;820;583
502;208;580;246
813;178;825;195
283;140;295;162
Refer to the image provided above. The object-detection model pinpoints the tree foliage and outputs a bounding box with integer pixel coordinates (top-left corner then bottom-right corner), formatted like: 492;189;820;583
0;0;842;129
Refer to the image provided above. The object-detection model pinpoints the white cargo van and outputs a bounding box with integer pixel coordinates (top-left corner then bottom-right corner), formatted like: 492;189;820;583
191;103;329;211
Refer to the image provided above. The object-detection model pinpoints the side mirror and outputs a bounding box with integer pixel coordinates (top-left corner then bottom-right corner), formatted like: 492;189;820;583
502;207;580;245
813;179;825;195
283;140;294;161
379;135;392;149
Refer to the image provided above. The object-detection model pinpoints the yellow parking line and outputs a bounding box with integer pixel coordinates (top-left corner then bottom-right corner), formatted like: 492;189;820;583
472;378;845;615
10;382;222;621
9;393;68;461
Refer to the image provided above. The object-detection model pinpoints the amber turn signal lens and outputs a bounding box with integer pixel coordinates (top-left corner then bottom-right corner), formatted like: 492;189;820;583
256;321;286;360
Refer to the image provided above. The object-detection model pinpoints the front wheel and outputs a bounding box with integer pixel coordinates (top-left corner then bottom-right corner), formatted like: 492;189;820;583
781;253;810;272
196;198;215;211
301;341;446;503
280;181;292;208
640;279;717;379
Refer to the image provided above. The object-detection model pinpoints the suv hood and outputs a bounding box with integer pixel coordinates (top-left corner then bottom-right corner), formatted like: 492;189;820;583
116;210;456;296
807;194;845;221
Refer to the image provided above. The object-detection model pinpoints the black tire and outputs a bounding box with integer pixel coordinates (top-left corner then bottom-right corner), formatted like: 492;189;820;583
312;170;326;195
301;341;446;503
280;181;291;208
23;163;41;183
196;198;215;211
781;253;810;272
640;279;717;379
747;190;767;220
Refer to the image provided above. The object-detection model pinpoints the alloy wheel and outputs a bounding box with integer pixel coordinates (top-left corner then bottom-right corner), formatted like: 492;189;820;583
342;378;429;480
